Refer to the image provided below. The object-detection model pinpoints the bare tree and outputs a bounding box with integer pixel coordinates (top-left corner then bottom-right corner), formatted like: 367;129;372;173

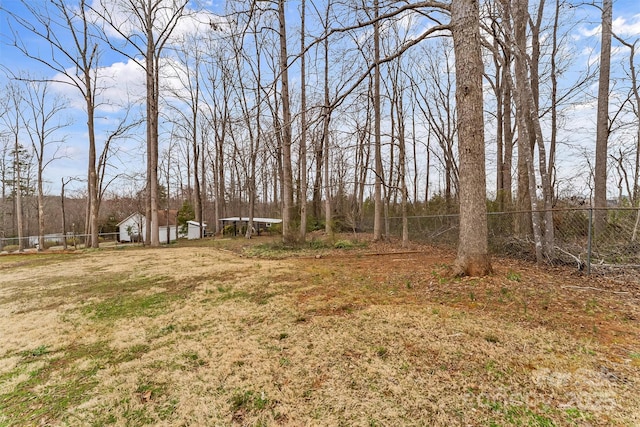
94;0;188;246
452;0;492;276
372;0;384;241
4;0;107;248
2;82;26;251
201;49;232;233
613;34;640;206
412;40;458;209
511;0;555;261
21;79;69;251
299;0;309;241
594;0;612;235
277;0;295;243
60;176;80;250
322;1;333;236
484;1;514;210
165;32;205;238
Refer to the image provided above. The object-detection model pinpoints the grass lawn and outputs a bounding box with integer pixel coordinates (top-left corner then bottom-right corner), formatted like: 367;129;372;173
0;234;639;426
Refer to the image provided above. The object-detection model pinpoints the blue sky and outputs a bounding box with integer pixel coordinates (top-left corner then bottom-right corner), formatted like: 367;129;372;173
1;0;640;197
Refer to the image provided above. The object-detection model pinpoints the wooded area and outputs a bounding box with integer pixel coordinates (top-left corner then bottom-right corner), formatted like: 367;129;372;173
1;0;639;275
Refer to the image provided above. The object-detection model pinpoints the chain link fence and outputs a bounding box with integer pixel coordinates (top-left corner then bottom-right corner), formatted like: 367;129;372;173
0;232;120;252
388;208;640;274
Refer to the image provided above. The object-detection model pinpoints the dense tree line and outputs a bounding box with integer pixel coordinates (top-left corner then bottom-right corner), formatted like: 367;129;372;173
1;0;639;274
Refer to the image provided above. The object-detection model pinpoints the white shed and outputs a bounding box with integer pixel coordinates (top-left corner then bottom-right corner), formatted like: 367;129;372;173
117;210;179;243
187;221;207;240
117;213;145;243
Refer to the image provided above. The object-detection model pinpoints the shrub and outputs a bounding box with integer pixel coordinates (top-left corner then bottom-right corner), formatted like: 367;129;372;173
44;240;59;249
223;225;236;236
2;244;19;252
177;200;195;235
334;239;355;249
267;223;282;234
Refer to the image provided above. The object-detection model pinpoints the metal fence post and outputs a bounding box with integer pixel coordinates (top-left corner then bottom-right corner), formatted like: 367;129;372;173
587;208;593;275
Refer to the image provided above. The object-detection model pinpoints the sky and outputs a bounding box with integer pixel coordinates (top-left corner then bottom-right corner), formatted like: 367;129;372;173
0;0;640;198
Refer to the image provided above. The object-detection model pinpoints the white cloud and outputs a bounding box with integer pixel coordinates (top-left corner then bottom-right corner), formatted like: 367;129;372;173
88;0;223;46
578;13;640;40
613;14;640;38
94;60;146;113
50;58;146;114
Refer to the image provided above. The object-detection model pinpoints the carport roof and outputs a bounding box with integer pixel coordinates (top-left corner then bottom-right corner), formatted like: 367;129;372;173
219;217;282;224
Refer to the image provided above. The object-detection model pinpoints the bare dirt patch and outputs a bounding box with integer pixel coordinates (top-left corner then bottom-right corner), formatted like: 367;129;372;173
0;236;639;426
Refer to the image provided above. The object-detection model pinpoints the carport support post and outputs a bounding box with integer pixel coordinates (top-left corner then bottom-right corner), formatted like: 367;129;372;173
587;208;593;275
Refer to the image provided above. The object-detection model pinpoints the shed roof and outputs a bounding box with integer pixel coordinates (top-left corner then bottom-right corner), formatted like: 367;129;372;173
116;212;143;227
187;220;207;227
116;210;178;227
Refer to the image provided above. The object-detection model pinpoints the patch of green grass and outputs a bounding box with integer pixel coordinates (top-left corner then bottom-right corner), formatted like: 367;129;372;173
585;298;600;315
0;342;108;424
136;380;168;400
20;345;50;358
158;397;179;421
279;357;291;367
375;346;388;359
229;389;270;413
504;405;555;426
564;407;593;423
40;274;178;306
182;352;206;370
244;242;301;257
484;399;560;426
116;344;151;363
0;253;81;270
82;291;175;321
483;360;506;379
498;286;512;303
218;288;277;306
121;399;156;425
309;239;330;250
506;270;521;282
334;240;355;249
216;289;251;303
217;284;231;293
152;324;177;338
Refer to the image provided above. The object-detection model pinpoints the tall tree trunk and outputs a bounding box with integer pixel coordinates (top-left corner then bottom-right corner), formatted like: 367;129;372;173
452;0;492;276
37;166;44;251
299;0;308;241
86;86;99;248
323;7;332;235
61;178;68;250
191;66;202;239
397;86;409;248
149;40;160;246
14;134;24;252
373;0;383;241
502;59;514;209
548;0;560;199
510;0;554;262
594;0;612;235
278;0;294;243
504;0;531;237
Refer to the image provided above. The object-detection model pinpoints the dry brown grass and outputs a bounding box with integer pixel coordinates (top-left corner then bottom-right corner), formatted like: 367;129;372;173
0;235;639;426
